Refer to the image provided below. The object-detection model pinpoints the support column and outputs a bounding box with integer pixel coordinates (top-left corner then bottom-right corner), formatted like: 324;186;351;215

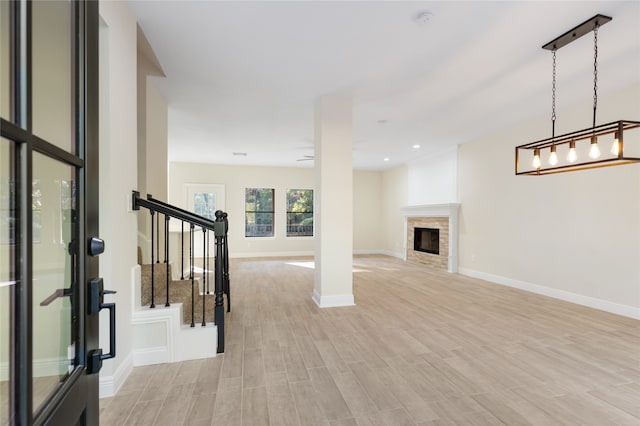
313;96;355;307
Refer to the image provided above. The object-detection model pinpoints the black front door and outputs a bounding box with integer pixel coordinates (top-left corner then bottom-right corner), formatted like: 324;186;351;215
1;1;102;424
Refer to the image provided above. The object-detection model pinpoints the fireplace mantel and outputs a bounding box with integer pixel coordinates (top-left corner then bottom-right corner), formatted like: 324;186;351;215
400;203;460;218
401;203;460;272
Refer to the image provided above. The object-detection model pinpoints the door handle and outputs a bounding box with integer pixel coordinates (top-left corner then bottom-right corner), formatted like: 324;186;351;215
39;288;72;306
87;278;117;374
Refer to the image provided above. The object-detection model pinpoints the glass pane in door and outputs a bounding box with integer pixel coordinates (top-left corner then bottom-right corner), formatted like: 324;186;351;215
32;0;74;153
0;0;10;119
0;138;14;426
32;153;77;413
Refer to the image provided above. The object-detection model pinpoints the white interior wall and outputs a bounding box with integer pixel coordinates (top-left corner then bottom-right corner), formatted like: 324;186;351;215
136;46;147;231
136;31;168;264
458;84;640;316
381;165;408;258
407;146;459;205
98;0;138;392
353;171;383;252
169;162;384;257
137;79;168;264
145;80;168;204
170;163;315;257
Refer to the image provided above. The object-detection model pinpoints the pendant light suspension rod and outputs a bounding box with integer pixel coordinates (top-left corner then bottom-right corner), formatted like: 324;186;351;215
551;48;557;139
592;24;599;129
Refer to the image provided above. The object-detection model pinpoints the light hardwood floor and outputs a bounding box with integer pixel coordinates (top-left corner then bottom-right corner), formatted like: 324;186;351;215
100;255;640;425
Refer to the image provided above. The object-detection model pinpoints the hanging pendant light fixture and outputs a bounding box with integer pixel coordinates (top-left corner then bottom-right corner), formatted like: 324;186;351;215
515;14;639;175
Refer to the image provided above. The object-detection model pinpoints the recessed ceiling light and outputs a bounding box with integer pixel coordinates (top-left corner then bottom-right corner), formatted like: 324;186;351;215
413;144;421;149
232;152;247;156
383;158;390;162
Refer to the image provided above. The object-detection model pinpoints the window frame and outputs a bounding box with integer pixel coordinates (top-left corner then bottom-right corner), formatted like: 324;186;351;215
285;188;314;238
244;187;275;238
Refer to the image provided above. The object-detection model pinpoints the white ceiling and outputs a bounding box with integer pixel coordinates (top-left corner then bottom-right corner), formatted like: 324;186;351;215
127;1;640;170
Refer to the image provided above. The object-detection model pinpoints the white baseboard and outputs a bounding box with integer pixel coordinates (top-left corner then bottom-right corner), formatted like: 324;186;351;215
353;249;381;255
353;249;404;259
99;351;133;398
133;346;169;366
312;289;355;308
230;250;314;258
230;249;402;259
458;267;640;320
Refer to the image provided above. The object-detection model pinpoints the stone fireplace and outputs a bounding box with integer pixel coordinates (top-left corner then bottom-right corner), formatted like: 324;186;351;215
400;204;460;272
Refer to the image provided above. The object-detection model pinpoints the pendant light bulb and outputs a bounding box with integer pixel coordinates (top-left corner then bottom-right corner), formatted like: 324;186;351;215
610;131;620;155
532;149;541;169
567;140;577;163
589;135;600;159
549;145;558;165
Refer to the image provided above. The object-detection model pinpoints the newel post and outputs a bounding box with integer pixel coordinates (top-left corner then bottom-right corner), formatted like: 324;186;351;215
214;210;226;353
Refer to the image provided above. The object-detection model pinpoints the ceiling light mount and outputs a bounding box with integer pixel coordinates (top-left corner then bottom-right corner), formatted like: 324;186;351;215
516;14;640;176
542;14;611;51
414;11;433;27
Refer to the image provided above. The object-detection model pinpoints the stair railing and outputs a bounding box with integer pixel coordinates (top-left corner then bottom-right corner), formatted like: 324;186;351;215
223;212;230;312
132;190;230;353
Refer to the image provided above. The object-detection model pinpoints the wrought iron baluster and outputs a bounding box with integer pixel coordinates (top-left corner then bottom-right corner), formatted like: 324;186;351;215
165;215;170;307
150;211;155;308
190;223;195;327
206;229;210;294
202;228;206;326
156;212;160;263
180;220;184;280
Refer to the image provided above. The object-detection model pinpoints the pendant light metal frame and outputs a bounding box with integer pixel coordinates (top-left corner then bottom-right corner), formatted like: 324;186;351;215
516;120;640;175
515;14;640;176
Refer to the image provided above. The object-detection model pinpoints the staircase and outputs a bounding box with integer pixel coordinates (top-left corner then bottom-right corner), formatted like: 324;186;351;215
130;191;230;366
140;263;215;325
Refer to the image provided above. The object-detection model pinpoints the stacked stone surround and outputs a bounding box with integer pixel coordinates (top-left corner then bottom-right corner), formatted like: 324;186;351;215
407;217;449;271
400;203;460;273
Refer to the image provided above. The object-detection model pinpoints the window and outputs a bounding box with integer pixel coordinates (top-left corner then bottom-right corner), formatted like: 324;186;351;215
193;192;216;220
245;188;274;237
186;183;225;221
286;189;313;237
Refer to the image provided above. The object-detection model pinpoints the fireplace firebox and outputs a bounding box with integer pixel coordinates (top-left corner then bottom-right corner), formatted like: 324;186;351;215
414;227;439;255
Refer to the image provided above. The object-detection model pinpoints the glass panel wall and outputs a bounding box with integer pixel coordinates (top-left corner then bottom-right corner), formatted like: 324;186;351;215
32;1;74;153
31;152;76;413
0;0;10;119
0;138;14;426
